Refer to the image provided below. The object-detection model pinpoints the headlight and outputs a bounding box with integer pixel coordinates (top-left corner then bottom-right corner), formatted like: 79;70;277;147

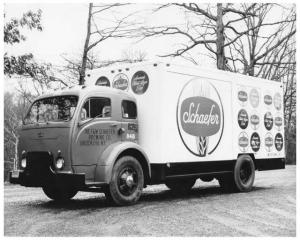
56;158;64;170
21;158;27;168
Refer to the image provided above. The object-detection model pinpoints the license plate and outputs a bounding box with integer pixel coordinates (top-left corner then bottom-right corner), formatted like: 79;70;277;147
11;171;19;178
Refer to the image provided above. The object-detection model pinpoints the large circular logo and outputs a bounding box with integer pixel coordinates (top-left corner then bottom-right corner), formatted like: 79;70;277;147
131;71;149;95
250;132;260;152
264;112;273;130
177;78;224;157
113;73;129;91
238;109;249;129
274;133;283;151
95;76;110;87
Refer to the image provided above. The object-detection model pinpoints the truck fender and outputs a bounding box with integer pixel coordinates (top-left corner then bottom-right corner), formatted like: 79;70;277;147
94;141;151;184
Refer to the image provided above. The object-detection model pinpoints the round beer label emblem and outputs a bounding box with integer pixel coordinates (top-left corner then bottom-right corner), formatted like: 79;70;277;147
250;132;260;152
274;92;282;111
177;78;224;157
265;133;273;152
238;132;249;152
264;94;272;106
250;111;260;130
238;109;249;129
112;73;129;91
274;133;283;151
95;76;110;87
264;112;273;130
131;71;149;95
250;88;260;108
274;113;283;131
238;87;248;107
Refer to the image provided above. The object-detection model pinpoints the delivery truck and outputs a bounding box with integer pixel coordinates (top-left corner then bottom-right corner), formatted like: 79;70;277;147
10;62;285;205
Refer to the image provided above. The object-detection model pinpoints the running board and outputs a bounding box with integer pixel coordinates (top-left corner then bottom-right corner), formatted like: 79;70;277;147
165;171;233;180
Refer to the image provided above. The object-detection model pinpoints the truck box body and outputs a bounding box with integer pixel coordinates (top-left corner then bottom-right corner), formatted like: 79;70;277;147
86;62;285;167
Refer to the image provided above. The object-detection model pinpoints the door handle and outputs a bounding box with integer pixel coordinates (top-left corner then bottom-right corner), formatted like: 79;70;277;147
110;123;118;127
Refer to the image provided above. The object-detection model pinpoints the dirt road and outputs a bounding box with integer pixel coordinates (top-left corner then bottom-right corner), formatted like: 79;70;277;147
4;165;296;237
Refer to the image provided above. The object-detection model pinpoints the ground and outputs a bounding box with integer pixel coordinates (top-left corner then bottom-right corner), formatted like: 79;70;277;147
4;165;296;237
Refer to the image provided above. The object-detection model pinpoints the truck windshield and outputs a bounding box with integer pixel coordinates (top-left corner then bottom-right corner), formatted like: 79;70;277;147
24;95;78;124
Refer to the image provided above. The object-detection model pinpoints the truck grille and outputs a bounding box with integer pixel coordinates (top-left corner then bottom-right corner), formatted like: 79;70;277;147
24;151;53;179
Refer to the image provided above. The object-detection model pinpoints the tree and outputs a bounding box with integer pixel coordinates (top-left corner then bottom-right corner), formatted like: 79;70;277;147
79;3;136;85
4;9;44;77
138;3;261;69
226;4;296;77
59;50;146;85
4;92;33;180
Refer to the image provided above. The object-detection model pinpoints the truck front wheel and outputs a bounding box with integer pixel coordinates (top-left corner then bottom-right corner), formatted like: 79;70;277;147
108;156;144;206
165;178;196;193
42;185;78;201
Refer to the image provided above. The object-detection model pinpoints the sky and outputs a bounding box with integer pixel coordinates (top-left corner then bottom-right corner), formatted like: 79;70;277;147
3;2;296;93
4;2;214;92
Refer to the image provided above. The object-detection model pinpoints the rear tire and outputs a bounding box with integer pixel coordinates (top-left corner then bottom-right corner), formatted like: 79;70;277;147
42;185;77;201
233;155;255;192
218;155;255;192
108;156;144;206
165;178;196;193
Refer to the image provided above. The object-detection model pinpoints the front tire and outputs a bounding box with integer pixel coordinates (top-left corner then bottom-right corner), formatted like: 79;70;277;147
108;156;144;206
42;185;78;201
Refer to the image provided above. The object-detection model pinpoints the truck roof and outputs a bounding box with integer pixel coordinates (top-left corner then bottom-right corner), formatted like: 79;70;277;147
86;60;282;85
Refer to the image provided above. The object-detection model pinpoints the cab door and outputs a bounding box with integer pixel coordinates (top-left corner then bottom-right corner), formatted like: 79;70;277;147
72;96;121;181
121;100;138;143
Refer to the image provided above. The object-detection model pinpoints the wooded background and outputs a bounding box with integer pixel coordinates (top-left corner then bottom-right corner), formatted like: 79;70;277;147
4;3;296;181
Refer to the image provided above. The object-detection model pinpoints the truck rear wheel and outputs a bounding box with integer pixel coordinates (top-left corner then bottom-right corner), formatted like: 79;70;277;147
165;178;196;193
233;155;255;192
42;185;78;201
108;156;144;206
218;155;255;192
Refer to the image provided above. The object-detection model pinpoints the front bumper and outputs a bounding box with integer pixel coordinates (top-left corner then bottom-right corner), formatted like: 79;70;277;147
9;169;85;188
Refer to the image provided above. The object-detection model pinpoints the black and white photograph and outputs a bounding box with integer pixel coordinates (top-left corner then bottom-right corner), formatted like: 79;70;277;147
3;1;297;237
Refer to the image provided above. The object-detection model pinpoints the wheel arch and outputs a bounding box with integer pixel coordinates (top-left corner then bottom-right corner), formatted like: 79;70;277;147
237;153;256;169
95;141;151;184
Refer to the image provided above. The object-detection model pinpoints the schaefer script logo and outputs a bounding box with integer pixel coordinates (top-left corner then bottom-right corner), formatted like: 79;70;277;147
177;78;224;157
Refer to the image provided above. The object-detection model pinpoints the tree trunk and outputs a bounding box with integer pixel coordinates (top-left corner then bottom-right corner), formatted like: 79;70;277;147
216;3;225;70
14;137;18;170
79;3;93;85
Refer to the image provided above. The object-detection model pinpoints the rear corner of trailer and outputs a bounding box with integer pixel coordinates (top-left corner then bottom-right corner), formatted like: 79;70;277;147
233;74;285;171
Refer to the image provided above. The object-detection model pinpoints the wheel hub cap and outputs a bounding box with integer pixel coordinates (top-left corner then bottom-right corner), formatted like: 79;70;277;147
126;175;134;187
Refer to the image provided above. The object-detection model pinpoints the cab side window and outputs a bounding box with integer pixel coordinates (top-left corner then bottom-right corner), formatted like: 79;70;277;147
81;97;111;120
122;100;137;119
